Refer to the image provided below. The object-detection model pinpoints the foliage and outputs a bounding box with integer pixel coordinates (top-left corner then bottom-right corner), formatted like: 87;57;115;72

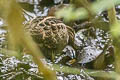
0;0;120;80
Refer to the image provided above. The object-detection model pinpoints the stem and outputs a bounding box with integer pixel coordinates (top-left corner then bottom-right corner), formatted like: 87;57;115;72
107;2;120;76
0;0;57;80
108;7;117;25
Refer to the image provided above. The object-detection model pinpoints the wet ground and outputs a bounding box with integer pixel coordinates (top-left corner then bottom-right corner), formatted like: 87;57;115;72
0;0;118;80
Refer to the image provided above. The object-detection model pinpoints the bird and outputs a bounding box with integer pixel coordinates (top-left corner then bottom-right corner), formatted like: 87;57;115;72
24;16;75;60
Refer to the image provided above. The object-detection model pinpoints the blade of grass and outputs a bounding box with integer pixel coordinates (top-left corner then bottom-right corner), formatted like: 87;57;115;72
56;0;120;22
0;0;57;80
53;64;120;79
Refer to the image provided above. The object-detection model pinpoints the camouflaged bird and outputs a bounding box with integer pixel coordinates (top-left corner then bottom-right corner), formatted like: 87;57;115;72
25;16;75;59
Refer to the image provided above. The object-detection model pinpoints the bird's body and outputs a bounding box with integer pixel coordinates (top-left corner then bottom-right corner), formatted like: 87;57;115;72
25;16;75;59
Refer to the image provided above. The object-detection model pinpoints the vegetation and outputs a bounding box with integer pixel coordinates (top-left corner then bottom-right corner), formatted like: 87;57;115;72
0;0;120;80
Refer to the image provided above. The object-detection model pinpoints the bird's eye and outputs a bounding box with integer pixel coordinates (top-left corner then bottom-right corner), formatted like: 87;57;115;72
39;23;44;27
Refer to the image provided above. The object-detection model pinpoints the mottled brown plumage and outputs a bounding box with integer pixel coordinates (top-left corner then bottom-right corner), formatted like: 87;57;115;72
25;16;75;58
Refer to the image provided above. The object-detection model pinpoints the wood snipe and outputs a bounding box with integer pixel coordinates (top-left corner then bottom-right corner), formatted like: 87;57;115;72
25;16;75;59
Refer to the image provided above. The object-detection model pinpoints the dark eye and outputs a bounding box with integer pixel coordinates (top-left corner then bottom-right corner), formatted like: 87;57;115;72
39;23;44;27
